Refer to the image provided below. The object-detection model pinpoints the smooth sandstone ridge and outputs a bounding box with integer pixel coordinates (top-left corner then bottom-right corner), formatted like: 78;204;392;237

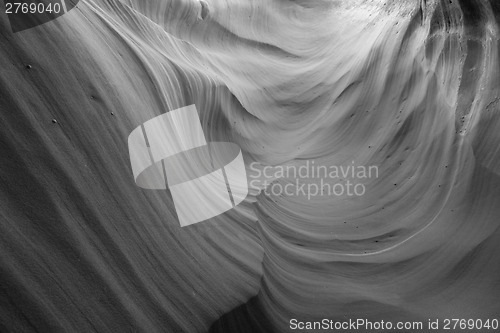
0;0;499;332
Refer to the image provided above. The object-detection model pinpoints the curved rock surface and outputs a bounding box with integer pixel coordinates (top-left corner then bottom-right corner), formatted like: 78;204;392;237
0;0;499;332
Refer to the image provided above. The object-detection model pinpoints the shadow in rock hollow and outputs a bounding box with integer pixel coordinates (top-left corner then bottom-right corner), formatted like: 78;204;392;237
209;296;276;333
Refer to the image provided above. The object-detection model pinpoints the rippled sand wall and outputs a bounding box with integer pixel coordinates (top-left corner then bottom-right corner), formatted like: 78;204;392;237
0;0;499;332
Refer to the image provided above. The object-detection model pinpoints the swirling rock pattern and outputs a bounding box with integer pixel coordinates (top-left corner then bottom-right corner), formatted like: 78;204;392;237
0;0;499;332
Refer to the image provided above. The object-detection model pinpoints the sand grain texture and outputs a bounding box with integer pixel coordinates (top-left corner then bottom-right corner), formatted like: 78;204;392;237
1;0;500;332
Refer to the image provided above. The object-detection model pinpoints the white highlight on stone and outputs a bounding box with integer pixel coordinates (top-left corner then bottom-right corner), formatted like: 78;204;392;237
61;0;68;13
